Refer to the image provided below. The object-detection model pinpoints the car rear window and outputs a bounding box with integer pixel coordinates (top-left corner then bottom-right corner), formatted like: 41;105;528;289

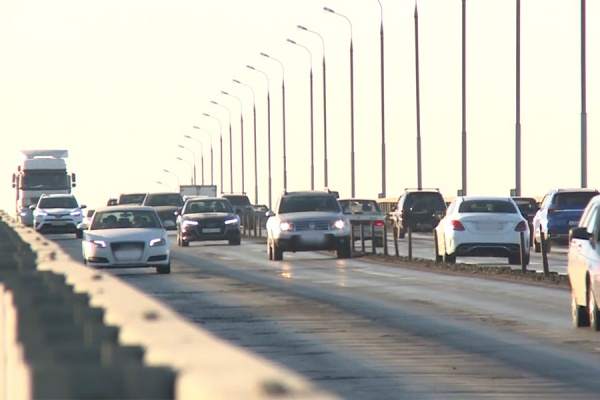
404;193;446;211
553;192;598;208
223;195;251;206
339;200;382;214
513;198;537;213
459;200;517;214
145;194;184;207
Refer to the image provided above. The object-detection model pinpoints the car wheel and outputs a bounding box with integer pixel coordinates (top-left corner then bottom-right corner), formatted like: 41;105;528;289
75;229;83;239
589;288;600;331
156;263;171;275
228;237;241;245
272;240;283;261
573;293;590;327
336;241;351;259
508;254;521;265
434;237;443;263
443;252;456;264
533;235;541;253
267;240;273;260
398;227;406;239
181;238;189;247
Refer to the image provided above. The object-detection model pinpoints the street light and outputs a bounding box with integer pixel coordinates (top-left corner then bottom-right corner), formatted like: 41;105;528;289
247;64;273;209
156;180;173;191
176;156;194;185
183;134;205;185
287;38;315;190
210;101;234;193
233;79;259;204
260;52;287;189
177;144;196;185
191;127;213;185
201;113;224;193
324;7;356;197
297;25;329;188
374;0;387;198
162;168;180;188
221;90;245;194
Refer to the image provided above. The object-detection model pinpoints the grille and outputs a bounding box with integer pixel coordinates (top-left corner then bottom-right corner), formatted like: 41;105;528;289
111;241;145;261
295;220;330;231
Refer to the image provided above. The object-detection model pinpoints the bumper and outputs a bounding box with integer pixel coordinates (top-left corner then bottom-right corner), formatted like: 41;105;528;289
182;226;241;242
84;249;170;268
275;233;350;252
35;220;80;234
452;242;528;258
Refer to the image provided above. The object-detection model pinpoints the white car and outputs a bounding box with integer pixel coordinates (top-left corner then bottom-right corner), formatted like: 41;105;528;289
79;205;172;274
434;196;530;265
266;190;351;261
30;193;87;238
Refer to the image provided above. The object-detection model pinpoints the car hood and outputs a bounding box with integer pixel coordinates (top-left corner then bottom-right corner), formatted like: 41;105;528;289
37;207;81;216
277;211;345;221
85;228;166;241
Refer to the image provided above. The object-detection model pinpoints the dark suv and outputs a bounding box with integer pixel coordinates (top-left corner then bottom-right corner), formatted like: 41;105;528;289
391;188;447;238
221;193;255;228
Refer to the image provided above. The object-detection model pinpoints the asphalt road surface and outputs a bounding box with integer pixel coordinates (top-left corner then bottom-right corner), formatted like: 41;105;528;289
52;233;600;400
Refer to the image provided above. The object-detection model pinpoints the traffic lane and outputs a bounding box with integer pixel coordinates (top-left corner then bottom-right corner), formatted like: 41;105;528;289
53;236;600;398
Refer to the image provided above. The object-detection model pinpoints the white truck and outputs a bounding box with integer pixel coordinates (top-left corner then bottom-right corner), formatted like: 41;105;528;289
11;150;77;226
179;185;218;200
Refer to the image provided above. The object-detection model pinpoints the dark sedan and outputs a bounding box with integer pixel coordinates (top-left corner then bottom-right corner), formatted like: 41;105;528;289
176;198;241;246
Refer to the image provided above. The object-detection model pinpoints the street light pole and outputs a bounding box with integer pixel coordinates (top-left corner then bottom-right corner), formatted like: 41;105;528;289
375;0;386;198
222;91;245;194
162;168;180;188
210;101;234;193
287;38;315;190
247;65;273;209
176;156;194;185
183;135;205;185
260;52;287;190
324;7;355;197
233;79;259;204
297;25;328;188
191;127;214;185
177;144;196;185
156;180;173;191
202;113;223;193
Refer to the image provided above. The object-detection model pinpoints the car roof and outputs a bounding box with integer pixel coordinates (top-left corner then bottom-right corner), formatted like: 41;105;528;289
94;205;156;213
549;188;598;193
338;198;377;202
458;196;513;201
282;190;336;197
41;193;75;198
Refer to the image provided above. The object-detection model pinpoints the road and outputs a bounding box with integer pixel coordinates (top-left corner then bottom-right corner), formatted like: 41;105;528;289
49;232;600;400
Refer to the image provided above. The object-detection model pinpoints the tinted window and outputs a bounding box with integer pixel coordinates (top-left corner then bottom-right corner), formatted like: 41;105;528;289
458;200;517;214
185;200;232;213
119;193;146;204
145;194;184;207
339;200;382;214
403;193;446;212
39;196;78;209
279;195;340;214
223;195;251;206
553;192;598;208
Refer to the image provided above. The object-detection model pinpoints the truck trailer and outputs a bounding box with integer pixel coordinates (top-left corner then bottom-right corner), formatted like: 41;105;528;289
12;150;76;226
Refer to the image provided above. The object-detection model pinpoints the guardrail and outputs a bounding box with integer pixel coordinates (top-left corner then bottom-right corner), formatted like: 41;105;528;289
0;211;338;400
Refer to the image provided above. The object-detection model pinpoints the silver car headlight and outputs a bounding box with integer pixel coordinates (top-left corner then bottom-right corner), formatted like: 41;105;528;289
83;240;106;253
182;220;198;228
149;238;167;247
225;218;239;225
70;210;82;216
279;221;294;231
331;219;346;230
35;210;48;217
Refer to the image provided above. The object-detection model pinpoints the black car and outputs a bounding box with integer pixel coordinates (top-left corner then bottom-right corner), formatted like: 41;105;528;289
176;197;241;246
511;196;538;243
221;193;255;228
391;188;447;238
141;192;184;230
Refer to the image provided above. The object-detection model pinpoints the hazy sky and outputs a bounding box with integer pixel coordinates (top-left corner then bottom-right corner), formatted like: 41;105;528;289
0;0;598;213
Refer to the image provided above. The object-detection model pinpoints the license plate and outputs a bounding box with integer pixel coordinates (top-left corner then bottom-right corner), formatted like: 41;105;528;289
51;221;66;225
202;228;221;233
114;249;143;261
569;220;579;226
477;222;502;230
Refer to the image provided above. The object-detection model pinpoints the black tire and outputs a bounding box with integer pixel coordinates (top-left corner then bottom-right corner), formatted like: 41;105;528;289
443;252;456;264
544;239;552;254
228;237;241;245
398;227;406;239
336;241;352;259
267;240;273;260
181;239;189;247
573;293;590;327
508;254;520;265
156;263;171;274
589;288;600;331
272;241;283;261
533;234;541;253
75;229;83;239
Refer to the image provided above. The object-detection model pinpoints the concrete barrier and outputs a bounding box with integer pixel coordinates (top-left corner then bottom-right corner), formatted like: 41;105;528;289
0;211;338;400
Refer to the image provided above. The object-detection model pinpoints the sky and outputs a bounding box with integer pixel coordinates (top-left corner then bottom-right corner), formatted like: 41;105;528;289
0;0;598;214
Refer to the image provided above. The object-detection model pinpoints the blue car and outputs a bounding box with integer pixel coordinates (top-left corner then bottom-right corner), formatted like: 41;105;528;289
532;188;599;253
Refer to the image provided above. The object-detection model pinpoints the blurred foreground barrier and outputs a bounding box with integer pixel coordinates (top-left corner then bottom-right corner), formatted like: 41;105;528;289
0;211;338;400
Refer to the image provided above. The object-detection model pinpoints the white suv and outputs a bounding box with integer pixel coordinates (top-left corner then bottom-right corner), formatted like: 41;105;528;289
30;194;86;238
266;190;351;261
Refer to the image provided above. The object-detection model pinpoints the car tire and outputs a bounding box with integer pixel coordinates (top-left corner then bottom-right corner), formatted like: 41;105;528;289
398;227;406;239
156;263;171;274
229;237;241;245
589;288;600;331
181;238;189;247
443;252;456;264
508;254;521;265
75;229;83;239
336;241;351;259
267;240;273;260
573;293;590;327
533;236;541;253
272;240;283;261
434;239;443;263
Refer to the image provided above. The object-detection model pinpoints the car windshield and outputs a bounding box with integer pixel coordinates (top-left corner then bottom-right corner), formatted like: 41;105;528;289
145;194;184;207
553;192;598;208
339;200;381;214
185;200;232;213
91;210;161;230
513;198;537;213
38;197;78;209
458;200;517;214
404;193;446;211
119;193;146;204
279;195;340;214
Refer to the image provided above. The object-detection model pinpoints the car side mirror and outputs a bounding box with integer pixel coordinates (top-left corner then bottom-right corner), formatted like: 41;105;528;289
77;222;88;230
266;210;274;218
29;205;36;210
80;204;87;209
570;226;590;241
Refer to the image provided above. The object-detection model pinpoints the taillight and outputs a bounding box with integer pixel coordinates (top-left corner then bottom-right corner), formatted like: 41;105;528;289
375;220;384;227
451;220;465;231
547;206;557;215
514;221;528;231
400;210;405;218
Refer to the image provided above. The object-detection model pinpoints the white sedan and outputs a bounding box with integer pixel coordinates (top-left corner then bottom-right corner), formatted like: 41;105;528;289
79;205;172;274
434;196;530;265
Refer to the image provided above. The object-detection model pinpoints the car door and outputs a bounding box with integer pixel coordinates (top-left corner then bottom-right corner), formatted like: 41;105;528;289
569;202;599;304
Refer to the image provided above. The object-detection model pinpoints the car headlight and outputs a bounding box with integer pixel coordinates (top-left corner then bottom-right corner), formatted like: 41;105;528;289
331;219;346;230
35;210;48;217
84;240;107;253
149;238;167;247
70;210;82;216
182;220;199;228
280;221;294;231
19;210;29;217
225;218;239;225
